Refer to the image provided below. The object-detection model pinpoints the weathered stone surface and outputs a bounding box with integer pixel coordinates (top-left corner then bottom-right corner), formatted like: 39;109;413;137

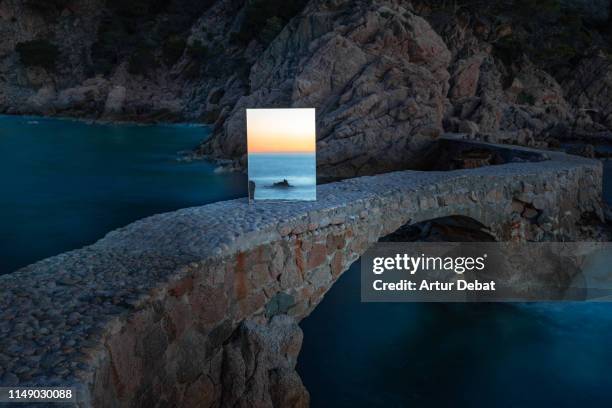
200;0;451;178
0;0;251;122
220;315;309;408
104;86;127;115
449;54;485;101
563;55;612;134
458;119;479;137
2;0;612;178
0;139;604;406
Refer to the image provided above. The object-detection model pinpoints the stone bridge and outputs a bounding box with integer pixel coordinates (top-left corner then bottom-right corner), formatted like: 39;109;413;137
0;138;603;407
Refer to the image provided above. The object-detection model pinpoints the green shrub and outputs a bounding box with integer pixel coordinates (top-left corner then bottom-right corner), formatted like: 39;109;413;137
128;46;157;75
183;39;207;79
25;0;70;14
514;0;561;15
208;88;225;104
230;31;250;45
183;60;202;79
517;91;536;106
259;16;285;44
106;0;163;18
234;57;251;83
91;18;127;75
162;35;186;66
15;40;59;70
187;40;208;60
89;0;218;77
200;108;221;123
232;0;308;45
493;36;524;67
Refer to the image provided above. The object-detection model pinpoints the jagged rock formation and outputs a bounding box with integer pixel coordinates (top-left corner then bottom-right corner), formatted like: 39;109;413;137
200;0;452;178
167;314;309;408
1;0;612;175
0;0;261;122
200;0;612;176
219;316;309;408
563;54;612;134
418;0;611;144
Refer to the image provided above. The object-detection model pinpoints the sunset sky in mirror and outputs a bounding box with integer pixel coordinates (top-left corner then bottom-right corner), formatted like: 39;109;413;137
247;108;316;154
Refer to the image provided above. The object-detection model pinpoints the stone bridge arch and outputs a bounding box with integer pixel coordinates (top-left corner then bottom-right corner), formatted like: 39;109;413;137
0;140;602;406
382;214;497;242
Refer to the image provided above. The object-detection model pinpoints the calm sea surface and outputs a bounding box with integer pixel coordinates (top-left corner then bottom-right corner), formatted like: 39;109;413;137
2;116;612;407
0;115;246;275
248;153;316;201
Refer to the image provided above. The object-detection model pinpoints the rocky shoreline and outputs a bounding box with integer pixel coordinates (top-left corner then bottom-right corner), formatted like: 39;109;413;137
1;0;611;179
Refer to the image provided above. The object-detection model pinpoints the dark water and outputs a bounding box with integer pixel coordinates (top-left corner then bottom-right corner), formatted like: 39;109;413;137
298;149;612;407
248;153;316;201
298;263;612;407
0;115;246;275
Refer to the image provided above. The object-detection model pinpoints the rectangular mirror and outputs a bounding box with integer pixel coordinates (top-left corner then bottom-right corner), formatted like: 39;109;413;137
246;108;317;201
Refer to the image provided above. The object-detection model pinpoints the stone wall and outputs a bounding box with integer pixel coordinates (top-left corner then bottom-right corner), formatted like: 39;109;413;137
0;139;603;407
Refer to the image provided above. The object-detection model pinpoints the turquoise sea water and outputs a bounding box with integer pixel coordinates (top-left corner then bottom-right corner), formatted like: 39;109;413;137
248;153;316;201
0;115;246;275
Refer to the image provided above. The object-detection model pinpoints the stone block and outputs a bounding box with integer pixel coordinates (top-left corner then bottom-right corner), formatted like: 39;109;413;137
307;244;327;269
326;233;346;251
236;291;266;321
265;293;295;318
168;276;194;298
250;263;270;289
191;285;228;326
331;252;344;278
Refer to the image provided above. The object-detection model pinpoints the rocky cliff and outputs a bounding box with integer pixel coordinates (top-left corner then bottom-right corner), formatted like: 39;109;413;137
200;0;452;178
1;0;612;177
0;0;256;122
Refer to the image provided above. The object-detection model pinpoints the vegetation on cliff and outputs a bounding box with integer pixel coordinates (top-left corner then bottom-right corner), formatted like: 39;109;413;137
231;0;308;45
24;0;71;15
91;0;216;75
15;40;59;70
424;0;611;81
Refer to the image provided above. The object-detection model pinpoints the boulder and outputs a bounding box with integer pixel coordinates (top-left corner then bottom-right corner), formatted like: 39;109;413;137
563;55;612;133
26;85;56;113
507;62;571;117
220;315;309;408
458;119;479;137
104;86;127;115
449;53;485;100
55;77;109;111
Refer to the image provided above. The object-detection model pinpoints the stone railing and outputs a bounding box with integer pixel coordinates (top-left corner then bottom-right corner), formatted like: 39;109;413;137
0;139;603;406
